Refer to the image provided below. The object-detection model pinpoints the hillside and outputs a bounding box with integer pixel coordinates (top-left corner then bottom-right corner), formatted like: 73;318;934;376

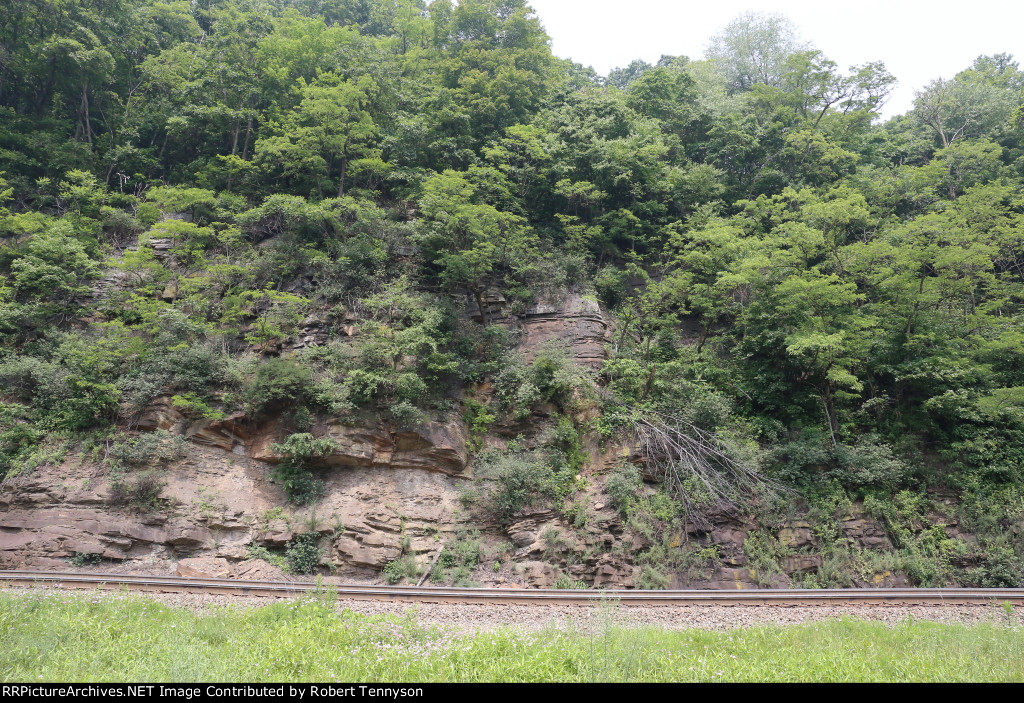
0;0;1023;589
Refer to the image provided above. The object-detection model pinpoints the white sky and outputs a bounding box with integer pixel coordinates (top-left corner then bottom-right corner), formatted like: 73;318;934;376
526;0;1024;118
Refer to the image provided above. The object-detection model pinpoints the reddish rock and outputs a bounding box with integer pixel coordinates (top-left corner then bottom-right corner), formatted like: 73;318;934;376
778;521;816;548
514;294;611;369
590;554;637;588
246;418;470;476
176;557;232;578
135;396;186;433
232;559;286;580
782;554;822;575
517;561;558;588
841;517;892;549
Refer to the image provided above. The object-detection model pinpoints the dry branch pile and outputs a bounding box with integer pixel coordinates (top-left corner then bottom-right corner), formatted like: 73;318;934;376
630;410;780;530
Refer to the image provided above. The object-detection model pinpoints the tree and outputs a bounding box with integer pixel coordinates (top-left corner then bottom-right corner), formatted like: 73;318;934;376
9;223;99;305
705;12;807;93
415;170;530;321
256;75;380;196
913;56;1023;147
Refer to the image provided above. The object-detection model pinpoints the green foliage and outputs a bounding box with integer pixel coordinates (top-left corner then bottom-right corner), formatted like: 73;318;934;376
0;0;1021;588
463;399;496;451
770;433;912;490
493;345;594;420
107;430;186;467
269;433;338;506
109;469;166;513
605;464;643;514
473;442;584;524
382;558;418;585
69;552;103;567
245;544;288;571
285;533;323;575
553;574;588;589
430;530;482;587
636;565;671;590
244;359;314;417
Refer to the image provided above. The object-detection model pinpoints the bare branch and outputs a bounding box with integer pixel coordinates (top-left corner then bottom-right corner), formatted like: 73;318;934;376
625;408;784;530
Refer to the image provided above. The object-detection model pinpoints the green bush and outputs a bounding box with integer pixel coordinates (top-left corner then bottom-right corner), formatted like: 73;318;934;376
389;401;425;429
554;573;588;589
636;564;670;590
436;535;481;571
285;533;323;574
382;556;421;584
108;430;186;467
382;559;407;584
70;552;103;567
0;352;120;432
245;544;288;571
770;432;911;490
430;531;482;586
605;463;643;514
474;449;550;523
269;433;337;505
493;345;593;419
245;359;314;416
109;469;165;512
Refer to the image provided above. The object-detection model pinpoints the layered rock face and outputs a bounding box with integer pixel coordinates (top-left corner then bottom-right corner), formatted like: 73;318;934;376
0;290;930;589
513;293;611;369
0;424;472;577
0;293;618;582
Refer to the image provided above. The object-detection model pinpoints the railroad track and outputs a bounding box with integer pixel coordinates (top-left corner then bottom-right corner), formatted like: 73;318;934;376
2;570;1023;606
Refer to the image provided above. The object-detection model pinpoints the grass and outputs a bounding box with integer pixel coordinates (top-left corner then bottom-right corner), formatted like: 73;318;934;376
0;590;1022;682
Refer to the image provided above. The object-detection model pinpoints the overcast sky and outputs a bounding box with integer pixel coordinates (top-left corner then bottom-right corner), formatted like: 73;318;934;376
526;0;1024;118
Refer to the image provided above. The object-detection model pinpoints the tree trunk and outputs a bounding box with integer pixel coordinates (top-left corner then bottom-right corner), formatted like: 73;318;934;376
473;287;488;325
337;156;348;197
241;117;254;160
820;389;839;448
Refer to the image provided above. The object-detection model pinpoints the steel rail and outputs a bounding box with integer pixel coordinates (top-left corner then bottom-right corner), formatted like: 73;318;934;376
2;570;1023;605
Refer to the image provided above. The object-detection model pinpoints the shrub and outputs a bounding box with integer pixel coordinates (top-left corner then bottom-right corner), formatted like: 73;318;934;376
430;531;482;585
832;436;911;489
436;534;481;571
382;559;407;584
245;358;314;416
475;450;550;523
493;344;593;419
291;405;314;432
245;544;288;571
285;533;323;574
109;469;165;512
605;463;643;514
636;564;670;590
70;552;103;567
382;557;420;584
0;352;120;432
554;573;588;589
270;433;337;505
0;415;43;480
281;472;326;506
770;432;911;490
108;430;186;467
389;401;425;429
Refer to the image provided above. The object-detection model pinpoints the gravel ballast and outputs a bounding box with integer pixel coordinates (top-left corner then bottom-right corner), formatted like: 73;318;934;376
4;585;1021;632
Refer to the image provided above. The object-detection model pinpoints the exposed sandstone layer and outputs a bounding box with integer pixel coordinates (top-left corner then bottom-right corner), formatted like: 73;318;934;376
512;293;611;369
0;293;621;582
0;291;927;589
0;422;473;578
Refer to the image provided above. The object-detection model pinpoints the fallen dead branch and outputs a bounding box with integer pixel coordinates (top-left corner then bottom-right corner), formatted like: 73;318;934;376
628;409;783;531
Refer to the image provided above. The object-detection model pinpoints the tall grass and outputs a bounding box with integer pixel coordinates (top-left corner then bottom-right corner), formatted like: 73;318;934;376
0;591;1021;682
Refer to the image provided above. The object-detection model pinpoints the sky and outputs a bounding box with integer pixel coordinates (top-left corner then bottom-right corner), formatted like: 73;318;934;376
526;0;1024;118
